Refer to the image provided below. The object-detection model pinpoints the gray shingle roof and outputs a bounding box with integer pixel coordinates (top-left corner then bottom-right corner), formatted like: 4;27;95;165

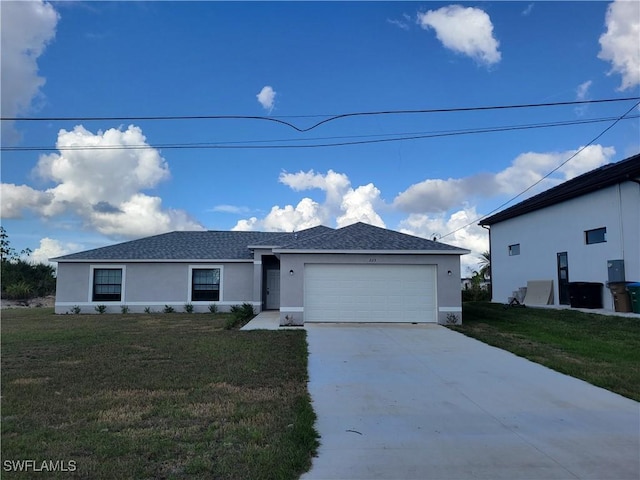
276;222;468;252
480;153;640;226
52;231;275;261
52;223;467;262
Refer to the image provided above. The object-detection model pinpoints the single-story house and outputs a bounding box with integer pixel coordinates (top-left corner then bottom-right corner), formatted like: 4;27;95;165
52;222;470;324
479;153;640;311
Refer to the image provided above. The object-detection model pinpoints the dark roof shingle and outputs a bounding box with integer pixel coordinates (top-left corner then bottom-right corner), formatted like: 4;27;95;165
276;222;468;252
52;222;467;262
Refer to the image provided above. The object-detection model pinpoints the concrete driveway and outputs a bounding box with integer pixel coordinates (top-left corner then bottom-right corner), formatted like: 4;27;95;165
300;323;639;480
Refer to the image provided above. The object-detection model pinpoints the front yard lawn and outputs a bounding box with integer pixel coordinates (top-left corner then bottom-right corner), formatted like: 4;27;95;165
1;308;318;479
453;302;640;401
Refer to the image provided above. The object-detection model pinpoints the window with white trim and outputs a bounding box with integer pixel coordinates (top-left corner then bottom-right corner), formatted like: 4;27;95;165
191;268;221;301
92;268;122;302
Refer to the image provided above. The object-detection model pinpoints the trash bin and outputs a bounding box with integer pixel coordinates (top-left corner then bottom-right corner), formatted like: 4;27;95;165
627;283;640;314
568;282;604;309
607;282;633;312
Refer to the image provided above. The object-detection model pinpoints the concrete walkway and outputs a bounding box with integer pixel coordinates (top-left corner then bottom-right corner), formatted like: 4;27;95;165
301;323;640;480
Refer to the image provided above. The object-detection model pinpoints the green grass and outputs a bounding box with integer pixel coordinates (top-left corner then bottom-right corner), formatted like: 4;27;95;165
1;308;318;479
453;302;640;401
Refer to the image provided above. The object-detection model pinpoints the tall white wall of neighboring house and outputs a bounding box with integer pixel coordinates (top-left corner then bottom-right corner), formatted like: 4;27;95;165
490;182;640;310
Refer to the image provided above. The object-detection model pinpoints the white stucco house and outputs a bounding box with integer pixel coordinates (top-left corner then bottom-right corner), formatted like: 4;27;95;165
479;153;640;312
52;222;470;324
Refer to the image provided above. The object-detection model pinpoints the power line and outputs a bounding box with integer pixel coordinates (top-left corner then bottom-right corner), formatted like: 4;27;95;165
439;101;640;241
2;113;637;152
2;97;638;133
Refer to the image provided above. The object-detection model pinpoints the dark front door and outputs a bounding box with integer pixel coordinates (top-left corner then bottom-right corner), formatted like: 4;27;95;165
557;252;570;305
265;269;280;310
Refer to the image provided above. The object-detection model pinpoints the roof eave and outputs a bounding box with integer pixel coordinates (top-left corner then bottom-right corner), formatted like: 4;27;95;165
52;258;254;263
272;248;470;255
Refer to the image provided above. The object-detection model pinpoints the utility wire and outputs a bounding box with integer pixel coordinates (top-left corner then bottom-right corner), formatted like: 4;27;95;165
439;100;640;241
2;97;638;133
2;114;637;152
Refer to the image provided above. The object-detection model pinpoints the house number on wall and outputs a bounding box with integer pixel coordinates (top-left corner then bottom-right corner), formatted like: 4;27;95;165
368;258;377;263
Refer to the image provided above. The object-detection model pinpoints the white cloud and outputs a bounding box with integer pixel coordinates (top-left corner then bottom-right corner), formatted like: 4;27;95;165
280;169;350;208
1;124;204;238
398;207;488;275
0;184;53;218
387;17;410;31
232;198;324;232
598;0;640;90
495;145;615;195
574;80;593;116
233;170;385;232
394;145;616;214
256;85;276;112
0;0;59;144
521;4;535;16
29;237;81;265
210;204;250;214
337;184;385;228
417;5;501;66
576;80;592;100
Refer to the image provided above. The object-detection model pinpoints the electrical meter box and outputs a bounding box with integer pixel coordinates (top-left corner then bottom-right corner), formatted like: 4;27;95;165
607;259;625;283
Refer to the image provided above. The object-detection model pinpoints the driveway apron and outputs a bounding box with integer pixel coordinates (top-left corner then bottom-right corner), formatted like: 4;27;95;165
301;323;639;480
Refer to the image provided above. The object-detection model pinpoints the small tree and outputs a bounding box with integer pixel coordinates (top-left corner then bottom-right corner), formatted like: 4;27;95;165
478;250;491;281
0;228;56;301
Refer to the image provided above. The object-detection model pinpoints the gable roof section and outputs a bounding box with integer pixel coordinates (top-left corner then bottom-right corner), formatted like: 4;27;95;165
480;153;640;226
248;225;335;247
52;231;276;261
274;222;469;254
52;223;468;262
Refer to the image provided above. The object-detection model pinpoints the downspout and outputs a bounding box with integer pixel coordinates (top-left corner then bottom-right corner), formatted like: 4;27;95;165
481;224;492;301
617;183;624;259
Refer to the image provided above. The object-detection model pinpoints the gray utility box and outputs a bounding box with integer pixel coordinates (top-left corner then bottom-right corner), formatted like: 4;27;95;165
607;259;625;283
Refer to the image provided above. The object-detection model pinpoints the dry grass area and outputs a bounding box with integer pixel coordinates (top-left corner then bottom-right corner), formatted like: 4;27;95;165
454;302;640;401
1;308;318;479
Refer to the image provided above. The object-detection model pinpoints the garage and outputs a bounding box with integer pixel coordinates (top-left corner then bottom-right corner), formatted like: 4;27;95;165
304;264;437;323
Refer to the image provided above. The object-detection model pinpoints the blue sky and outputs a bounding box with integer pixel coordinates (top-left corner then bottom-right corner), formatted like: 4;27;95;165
1;1;639;273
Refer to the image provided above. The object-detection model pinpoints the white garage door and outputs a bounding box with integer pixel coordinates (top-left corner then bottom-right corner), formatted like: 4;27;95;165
304;264;437;323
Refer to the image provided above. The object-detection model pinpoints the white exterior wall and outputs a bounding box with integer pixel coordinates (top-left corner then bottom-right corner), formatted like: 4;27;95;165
490;182;640;310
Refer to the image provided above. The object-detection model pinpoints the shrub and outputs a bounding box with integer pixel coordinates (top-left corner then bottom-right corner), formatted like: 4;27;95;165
95;304;107;314
225;303;255;330
121;305;130;314
163;305;175;314
144;307;152;314
184;303;194;314
4;281;33;303
208;303;218;314
69;305;82;315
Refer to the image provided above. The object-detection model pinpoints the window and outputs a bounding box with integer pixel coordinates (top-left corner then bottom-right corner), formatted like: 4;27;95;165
585;227;606;244
191;268;220;301
508;244;520;256
93;268;122;301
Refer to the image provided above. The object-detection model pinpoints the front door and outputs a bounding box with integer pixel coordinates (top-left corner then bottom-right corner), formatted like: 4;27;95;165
266;269;280;310
557;252;570;305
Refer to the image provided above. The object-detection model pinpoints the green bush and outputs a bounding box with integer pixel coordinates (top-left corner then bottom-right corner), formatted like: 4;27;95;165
163;305;175;314
4;281;33;302
225;303;255;330
208;303;218;314
121;305;130;314
95;304;107;314
69;305;81;315
184;303;194;314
